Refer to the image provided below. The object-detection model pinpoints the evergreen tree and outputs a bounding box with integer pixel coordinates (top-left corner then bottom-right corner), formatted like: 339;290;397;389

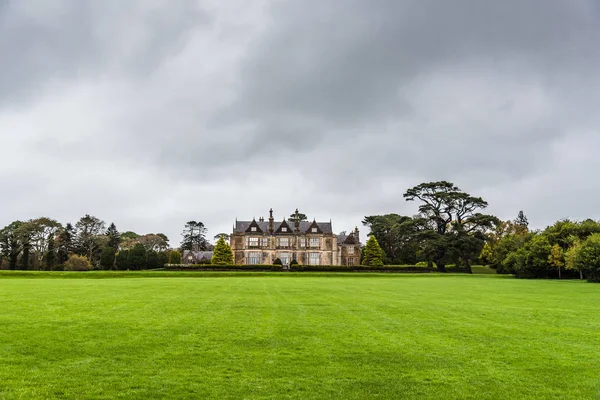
100;246;116;270
146;250;160;269
168;250;182;264
116;250;132;270
21;240;31;270
211;237;234;265
158;251;169;267
45;235;56;270
515;211;529;231
106;223;121;250
363;236;384;266
180;221;209;251
130;243;147;270
56;223;75;265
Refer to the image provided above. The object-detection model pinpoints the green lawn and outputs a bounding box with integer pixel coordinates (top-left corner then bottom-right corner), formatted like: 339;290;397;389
0;273;599;399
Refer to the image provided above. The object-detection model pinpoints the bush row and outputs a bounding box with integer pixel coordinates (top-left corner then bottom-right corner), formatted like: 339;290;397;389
164;264;440;273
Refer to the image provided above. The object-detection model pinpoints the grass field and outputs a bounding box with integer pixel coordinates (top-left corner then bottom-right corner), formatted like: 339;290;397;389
0;272;599;399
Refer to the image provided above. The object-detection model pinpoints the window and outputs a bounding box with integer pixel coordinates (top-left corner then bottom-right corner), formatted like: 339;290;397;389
299;238;306;247
248;252;260;265
282;227;288;232
309;253;320;265
348;246;355;255
312;227;317;233
262;237;269;247
251;226;257;232
279;253;290;265
310;238;320;248
348;257;355;265
248;237;259;247
279;237;289;247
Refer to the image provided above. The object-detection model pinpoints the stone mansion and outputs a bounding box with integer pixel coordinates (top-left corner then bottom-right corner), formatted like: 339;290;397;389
231;209;362;266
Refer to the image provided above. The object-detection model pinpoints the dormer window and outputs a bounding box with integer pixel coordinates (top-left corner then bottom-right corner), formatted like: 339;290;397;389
312;227;317;233
282;227;287;232
251;227;257;232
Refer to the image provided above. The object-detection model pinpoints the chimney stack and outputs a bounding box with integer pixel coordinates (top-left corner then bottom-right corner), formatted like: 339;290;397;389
268;208;274;234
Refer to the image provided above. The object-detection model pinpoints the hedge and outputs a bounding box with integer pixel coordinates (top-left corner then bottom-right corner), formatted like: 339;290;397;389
165;264;438;273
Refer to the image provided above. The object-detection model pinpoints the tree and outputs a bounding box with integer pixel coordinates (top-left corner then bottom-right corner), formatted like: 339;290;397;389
575;233;600;282
564;238;583;280
56;223;75;265
362;214;425;264
130;243;147;270
120;231;140;250
18;217;62;267
116;250;132;270
74;215;105;264
168;250;182;265
509;234;552;278
146;250;160;269
479;242;493;265
404;181;499;271
180;221;209;251
138;234;169;252
211;237;234;265
44;235;57;270
157;251;169;268
0;221;24;270
289;210;308;222
362;236;384;266
100;246;116;270
106;223;121;250
514;211;529;233
21;237;31;270
548;243;564;279
64;254;93;271
214;233;231;242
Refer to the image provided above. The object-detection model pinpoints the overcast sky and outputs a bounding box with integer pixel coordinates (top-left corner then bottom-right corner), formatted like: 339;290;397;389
1;0;600;245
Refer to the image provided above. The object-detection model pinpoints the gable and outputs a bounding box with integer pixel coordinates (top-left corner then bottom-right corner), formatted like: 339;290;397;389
275;220;293;234
305;220;323;234
245;219;263;233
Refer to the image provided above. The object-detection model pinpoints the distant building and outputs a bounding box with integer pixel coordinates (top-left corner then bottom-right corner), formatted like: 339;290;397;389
230;209;362;266
182;250;213;264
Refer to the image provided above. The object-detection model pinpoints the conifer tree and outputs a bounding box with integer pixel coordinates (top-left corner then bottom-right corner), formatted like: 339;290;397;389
168;250;181;265
363;236;384;266
100;246;116;270
106;223;121;250
45;235;56;270
514;211;529;231
211;236;234;265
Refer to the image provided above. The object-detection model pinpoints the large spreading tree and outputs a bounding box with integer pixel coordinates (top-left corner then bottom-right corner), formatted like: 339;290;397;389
404;181;499;272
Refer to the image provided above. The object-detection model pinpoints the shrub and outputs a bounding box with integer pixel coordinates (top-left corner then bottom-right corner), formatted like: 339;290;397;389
64;255;93;271
273;258;282;265
290;259;299;266
576;233;600;282
416;261;437;268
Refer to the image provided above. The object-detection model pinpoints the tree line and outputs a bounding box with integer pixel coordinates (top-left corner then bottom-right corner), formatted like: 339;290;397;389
2;182;600;281
362;181;600;282
0;216;224;271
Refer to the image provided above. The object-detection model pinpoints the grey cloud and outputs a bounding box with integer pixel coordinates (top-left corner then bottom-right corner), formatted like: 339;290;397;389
0;0;207;105
1;0;600;244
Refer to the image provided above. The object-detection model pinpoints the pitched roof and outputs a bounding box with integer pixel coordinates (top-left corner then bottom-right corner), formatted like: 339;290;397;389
337;232;360;245
182;250;213;261
234;220;333;234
